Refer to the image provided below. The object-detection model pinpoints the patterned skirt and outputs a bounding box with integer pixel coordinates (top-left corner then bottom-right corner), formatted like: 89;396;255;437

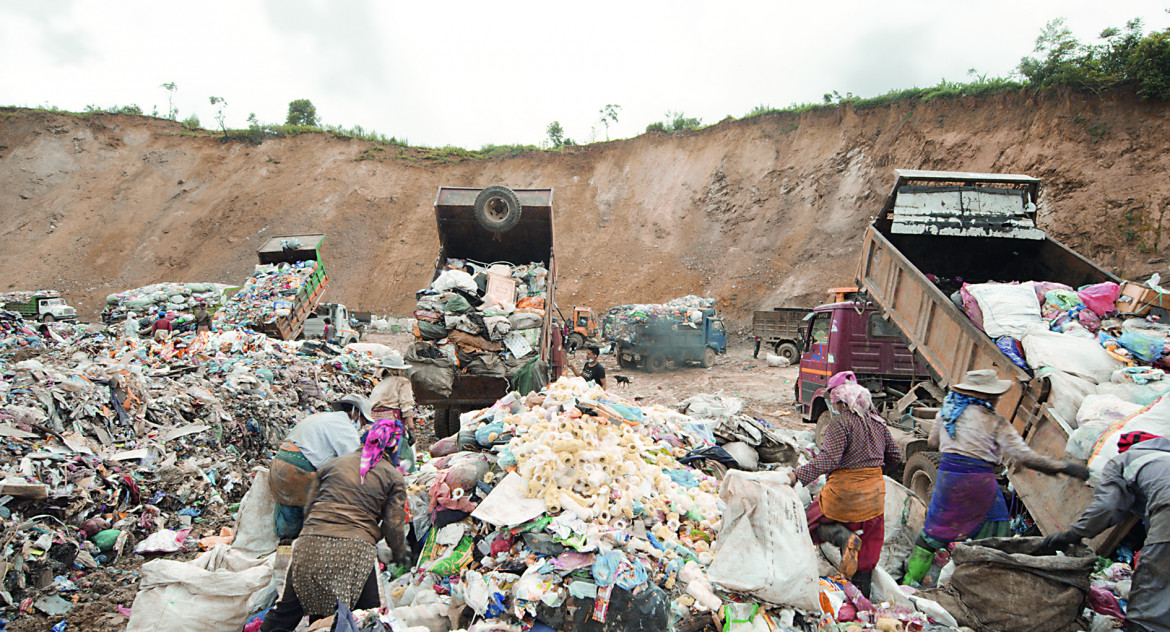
289;535;377;617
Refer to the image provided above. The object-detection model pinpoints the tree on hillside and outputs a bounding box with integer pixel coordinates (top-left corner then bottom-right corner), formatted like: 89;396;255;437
286;99;319;126
209;96;228;136
598;103;621;140
160;82;177;120
546;121;565;148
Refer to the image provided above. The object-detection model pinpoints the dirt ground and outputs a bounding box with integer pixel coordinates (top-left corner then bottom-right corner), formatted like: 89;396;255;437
363;332;807;437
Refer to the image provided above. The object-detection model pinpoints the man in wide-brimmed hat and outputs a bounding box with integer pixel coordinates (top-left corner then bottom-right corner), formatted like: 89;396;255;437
901;369;1090;586
269;394;372;539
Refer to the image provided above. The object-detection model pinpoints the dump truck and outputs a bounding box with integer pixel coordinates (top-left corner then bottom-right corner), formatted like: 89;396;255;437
612;309;728;372
241;234;330;340
853;169;1129;550
415;186;557;438
0;291;78;322
301;302;361;345
751;307;808;363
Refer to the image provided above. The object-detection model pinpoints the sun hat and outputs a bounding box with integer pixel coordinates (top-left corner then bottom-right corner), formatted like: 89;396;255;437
332;394;374;423
378;352;412;371
952;369;1012;396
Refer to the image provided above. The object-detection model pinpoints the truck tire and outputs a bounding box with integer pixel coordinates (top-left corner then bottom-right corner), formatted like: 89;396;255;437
775;342;800;364
473;185;522;233
701;347;716;368
41;314;56;323
814;410;835;448
617;355;635;369
566;332;585;353
903;451;942;503
646;353;667;373
433;407;453;439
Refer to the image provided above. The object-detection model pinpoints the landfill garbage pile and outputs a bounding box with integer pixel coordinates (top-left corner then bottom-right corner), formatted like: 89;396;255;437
0;290;63;305
408;260;550;394
103;282;235;322
600;296;716;343
216;260;321;331
282;377;966;632
0;316;384;630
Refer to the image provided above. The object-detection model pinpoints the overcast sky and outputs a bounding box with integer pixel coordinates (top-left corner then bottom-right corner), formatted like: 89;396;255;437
3;1;1168;148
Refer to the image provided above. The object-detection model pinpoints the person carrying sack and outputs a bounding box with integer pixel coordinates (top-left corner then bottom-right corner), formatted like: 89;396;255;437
788;371;903;598
901;369;1090;586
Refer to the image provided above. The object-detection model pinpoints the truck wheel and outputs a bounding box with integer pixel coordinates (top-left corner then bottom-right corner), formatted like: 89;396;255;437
617;355;634;369
646;354;667;373
566;332;585;353
701;347;716;368
473;185;522;233
903;451;942;503
814;410;835;448
41;314;56;323
433;408;453;439
775;342;800;364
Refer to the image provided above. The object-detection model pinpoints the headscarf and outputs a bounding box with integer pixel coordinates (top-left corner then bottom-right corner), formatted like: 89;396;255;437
829;380;882;424
937;391;996;438
1118;431;1161;453
360;416;403;482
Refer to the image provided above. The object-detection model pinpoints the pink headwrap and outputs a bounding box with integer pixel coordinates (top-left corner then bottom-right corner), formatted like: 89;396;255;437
360;416;403;482
829;379;881;422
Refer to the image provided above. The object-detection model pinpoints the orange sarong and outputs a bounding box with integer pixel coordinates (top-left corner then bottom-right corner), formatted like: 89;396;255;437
818;466;885;522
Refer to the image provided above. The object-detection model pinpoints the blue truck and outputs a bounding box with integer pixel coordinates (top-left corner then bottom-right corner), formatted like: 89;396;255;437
612;308;728;372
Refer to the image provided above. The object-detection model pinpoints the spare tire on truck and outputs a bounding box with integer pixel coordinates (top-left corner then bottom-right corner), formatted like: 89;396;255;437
474;185;522;233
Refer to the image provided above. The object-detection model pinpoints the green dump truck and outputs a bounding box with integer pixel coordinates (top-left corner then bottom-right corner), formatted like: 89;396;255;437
0;291;78;322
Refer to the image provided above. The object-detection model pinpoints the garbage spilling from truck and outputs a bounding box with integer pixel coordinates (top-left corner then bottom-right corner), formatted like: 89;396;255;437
104;282;236;322
407;259;551;395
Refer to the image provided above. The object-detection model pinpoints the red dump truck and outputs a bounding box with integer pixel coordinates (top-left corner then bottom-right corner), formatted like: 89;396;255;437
851;169;1130;550
415;187;557;437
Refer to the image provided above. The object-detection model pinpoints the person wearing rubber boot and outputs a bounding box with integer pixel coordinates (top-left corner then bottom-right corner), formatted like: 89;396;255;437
901;369;1090;586
1041;431;1170;632
789;371;903;598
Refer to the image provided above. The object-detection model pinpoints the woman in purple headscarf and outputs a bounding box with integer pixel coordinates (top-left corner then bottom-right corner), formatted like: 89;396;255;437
260;418;411;631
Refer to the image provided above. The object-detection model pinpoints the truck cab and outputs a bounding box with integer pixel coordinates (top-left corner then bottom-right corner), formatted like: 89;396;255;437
796;302;933;439
301;302;360;345
35;297;77;322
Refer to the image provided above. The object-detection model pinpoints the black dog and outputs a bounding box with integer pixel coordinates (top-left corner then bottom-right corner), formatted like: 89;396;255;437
614;375;631;386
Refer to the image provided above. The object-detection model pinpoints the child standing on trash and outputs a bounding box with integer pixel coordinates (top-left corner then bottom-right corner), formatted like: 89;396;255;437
901;369;1090;586
788;371;902;598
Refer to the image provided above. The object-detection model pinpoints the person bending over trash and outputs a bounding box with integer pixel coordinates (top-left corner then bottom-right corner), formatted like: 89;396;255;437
1040;431;1170;632
144;310;173;341
788;371;902;598
901;369;1090;586
269;395;372;539
369;352;417;469
260;417;411;631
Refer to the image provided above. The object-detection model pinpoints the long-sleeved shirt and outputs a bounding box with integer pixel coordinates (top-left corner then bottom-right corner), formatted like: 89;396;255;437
929;404;1065;473
369;376;414;412
1071;437;1170;544
796;411;902;486
284;411;362;469
303;451;408;556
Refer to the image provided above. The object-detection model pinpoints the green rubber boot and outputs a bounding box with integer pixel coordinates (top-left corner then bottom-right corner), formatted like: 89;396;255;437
902;545;935;586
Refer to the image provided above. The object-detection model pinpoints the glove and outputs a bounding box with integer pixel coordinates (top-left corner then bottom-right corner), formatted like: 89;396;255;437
1063;462;1091;481
1039;530;1081;553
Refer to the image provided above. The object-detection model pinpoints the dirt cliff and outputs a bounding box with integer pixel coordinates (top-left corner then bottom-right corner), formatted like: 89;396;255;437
3;89;1169;323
